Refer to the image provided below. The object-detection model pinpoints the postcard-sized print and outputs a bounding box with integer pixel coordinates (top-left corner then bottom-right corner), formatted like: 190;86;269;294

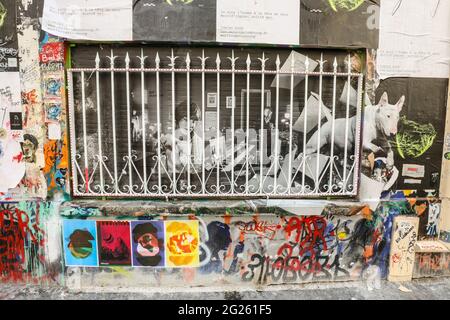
63;219;98;267
131;221;165;267
165;220;200;268
97;221;132;266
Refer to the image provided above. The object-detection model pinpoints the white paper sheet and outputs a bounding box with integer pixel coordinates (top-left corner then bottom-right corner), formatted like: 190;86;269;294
0;72;22;136
42;0;133;41
48;122;62;140
359;173;386;210
293;94;332;134
270;51;318;89
402;164;425;178
377;0;450;79
216;0;300;45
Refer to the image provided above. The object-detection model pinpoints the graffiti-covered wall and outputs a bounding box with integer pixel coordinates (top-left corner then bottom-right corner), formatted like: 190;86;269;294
0;0;449;288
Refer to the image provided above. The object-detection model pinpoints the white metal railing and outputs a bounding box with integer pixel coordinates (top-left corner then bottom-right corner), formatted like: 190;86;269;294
67;48;363;199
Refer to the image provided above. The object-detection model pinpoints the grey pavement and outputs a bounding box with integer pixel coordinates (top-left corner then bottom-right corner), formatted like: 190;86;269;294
1;277;450;300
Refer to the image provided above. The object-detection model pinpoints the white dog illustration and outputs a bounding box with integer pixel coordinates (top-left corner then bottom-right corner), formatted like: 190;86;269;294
304;92;405;168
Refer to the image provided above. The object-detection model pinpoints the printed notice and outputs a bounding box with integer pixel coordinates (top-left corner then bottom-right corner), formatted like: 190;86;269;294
42;0;132;41
377;0;450;79
402;164;425;178
216;0;300;45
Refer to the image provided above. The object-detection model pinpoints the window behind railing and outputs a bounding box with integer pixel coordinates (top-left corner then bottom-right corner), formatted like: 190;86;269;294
68;46;364;199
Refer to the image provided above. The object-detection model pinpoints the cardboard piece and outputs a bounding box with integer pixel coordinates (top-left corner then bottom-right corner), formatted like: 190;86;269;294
388;216;419;282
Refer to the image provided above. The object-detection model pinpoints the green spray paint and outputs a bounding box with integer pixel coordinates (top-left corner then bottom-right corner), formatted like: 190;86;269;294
0;2;6;29
395;116;436;159
327;0;365;12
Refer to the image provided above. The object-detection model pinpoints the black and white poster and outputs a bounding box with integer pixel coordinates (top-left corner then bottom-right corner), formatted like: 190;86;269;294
370;78;448;193
133;0;216;42
300;0;380;48
0;0;19;72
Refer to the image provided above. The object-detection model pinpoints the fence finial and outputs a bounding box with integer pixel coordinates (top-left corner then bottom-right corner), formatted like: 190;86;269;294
258;52;268;70
138;48;148;68
95;52;100;69
186;52;191;69
167;49;178;69
216;53;221;69
347;54;352;73
155;52;161;68
125;52;130;69
227;50;238;70
107;49;118;68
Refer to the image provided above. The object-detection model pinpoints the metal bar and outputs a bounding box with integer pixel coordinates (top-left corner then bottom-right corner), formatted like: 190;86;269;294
169;50;177;194
125;52;133;193
273;55;281;194
68;67;362;77
215;53;221;194
288;56;295;194
81;71;89;193
259;53;266;194
139;49;148;193
95;53;104;193
156;53;162;194
67;71;80;195
245;54;251;194
229;50;236;194
302;57;309;193
316;55;324;192
186;53;192;193
200;50;207;194
352;74;364;194
108;51;119;194
342;55;351;193
329;58;338;193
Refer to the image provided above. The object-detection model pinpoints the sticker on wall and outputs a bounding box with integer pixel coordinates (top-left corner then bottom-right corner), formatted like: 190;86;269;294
9;112;22;130
165;220;200;268
402;164;425;178
131;221;165;267
45;102;62;122
97;221;132;266
62;219;99;267
43;74;63;99
39;42;65;64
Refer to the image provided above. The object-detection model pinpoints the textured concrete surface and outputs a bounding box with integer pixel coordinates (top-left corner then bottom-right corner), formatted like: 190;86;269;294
1;277;450;300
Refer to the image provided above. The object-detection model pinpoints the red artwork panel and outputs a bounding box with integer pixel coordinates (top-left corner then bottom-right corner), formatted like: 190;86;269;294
97;221;131;266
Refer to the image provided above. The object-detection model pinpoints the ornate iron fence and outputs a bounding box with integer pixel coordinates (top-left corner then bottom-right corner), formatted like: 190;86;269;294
67;48;364;198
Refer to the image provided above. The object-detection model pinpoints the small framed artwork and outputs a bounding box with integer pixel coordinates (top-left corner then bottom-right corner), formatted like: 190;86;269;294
226;96;235;109
207;93;217;109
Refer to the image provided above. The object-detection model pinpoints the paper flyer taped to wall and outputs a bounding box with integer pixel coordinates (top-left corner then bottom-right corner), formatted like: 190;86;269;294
42;0;133;41
216;0;300;45
377;0;450;79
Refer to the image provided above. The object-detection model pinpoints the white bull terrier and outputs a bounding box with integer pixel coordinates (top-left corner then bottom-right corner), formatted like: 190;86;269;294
304;92;405;169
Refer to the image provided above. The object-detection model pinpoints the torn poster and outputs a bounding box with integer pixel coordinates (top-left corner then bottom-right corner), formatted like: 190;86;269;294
216;0;300;45
0;72;26;193
377;0;450;79
42;0;132;41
